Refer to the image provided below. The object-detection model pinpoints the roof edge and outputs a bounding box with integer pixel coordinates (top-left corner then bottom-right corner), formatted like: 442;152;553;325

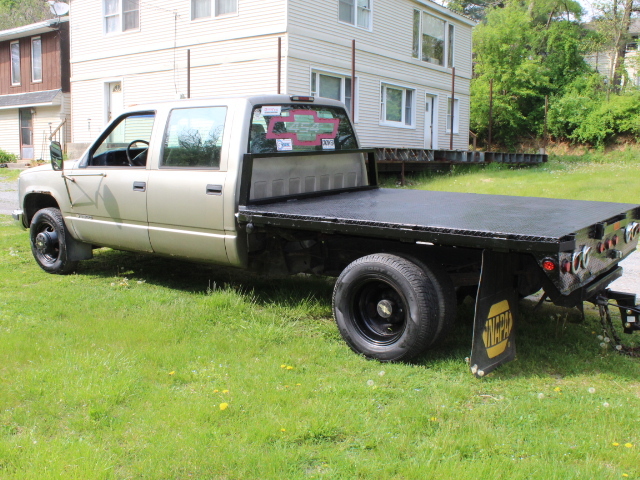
0;16;69;41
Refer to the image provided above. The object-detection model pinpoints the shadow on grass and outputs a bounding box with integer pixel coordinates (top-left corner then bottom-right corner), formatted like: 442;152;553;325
76;249;640;379
77;247;334;308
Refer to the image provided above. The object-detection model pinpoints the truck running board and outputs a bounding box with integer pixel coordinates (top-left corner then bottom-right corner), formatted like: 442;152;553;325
470;250;519;378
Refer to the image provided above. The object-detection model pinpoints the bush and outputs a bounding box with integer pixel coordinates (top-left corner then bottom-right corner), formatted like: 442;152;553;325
0;148;19;164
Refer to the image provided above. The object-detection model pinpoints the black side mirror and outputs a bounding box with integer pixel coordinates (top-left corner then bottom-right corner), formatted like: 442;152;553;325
50;141;64;171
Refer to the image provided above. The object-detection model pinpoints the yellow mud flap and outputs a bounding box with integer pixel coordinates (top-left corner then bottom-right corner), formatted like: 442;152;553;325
470;250;518;378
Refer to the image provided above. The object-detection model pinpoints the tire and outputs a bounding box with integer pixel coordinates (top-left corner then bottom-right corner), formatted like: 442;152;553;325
332;253;440;362
29;207;78;274
397;254;457;346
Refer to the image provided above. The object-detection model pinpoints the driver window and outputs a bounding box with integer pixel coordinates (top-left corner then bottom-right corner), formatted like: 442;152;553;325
90;112;155;167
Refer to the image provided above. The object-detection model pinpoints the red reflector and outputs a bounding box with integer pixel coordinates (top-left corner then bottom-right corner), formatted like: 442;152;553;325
605;239;612;250
290;96;314;102
542;260;556;271
612;235;619;246
561;260;571;273
597;242;605;254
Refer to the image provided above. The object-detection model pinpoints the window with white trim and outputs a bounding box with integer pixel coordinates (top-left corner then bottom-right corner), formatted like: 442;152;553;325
338;0;372;30
311;71;355;118
104;0;139;34
412;9;455;68
380;84;415;127
31;37;42;83
446;97;459;133
10;41;20;85
191;0;237;20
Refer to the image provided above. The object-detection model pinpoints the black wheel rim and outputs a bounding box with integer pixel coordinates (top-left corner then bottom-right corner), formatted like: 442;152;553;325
34;223;60;264
350;279;408;345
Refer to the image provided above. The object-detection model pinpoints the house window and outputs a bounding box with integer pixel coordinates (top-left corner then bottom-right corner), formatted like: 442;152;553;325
104;0;139;34
311;71;355;118
446;98;459;133
380;84;414;127
10;41;20;85
412;9;455;68
338;0;371;30
191;0;237;19
31;37;42;83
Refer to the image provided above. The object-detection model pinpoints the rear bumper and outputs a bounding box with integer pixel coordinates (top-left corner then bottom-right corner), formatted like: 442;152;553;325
12;209;26;230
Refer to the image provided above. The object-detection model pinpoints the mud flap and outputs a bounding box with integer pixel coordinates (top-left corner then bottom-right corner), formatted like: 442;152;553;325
470;250;519;378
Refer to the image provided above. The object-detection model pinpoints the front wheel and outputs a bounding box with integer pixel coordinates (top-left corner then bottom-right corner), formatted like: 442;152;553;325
30;207;78;274
332;254;440;362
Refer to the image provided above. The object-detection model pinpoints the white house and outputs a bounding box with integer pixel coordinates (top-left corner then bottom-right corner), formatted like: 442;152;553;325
68;0;475;154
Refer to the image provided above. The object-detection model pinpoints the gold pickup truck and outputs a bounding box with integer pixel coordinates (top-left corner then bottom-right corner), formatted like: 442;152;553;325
12;95;640;376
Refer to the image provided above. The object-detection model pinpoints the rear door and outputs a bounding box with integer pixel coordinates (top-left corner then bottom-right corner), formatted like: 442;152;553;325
146;105;229;264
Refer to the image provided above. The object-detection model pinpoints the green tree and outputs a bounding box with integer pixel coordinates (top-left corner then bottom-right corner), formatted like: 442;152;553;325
0;0;57;30
471;0;592;146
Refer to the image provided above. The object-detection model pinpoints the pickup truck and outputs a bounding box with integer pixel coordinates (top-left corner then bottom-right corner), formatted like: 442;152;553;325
12;95;640;376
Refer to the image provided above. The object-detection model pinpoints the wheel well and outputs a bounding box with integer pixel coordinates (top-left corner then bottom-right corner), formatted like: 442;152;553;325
24;194;60;226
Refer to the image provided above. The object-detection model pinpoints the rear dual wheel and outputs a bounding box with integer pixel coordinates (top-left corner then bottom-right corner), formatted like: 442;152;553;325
332;253;455;362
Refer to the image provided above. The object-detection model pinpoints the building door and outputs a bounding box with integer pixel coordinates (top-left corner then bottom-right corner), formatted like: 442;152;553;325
424;95;436;149
107;82;123;121
19;108;34;160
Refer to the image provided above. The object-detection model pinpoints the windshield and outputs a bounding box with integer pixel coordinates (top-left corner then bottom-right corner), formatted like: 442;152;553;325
249;104;358;154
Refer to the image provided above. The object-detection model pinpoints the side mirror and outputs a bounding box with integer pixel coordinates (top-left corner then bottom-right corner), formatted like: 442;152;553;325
50;141;64;171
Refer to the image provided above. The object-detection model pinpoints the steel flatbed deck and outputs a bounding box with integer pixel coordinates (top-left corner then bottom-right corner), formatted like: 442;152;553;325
238;188;640;253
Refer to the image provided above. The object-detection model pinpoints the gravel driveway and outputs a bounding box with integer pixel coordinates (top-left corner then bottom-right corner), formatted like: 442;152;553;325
1;176;638;294
0;176;18;216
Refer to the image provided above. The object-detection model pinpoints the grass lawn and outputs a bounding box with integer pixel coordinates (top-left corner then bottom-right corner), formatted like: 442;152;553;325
1;152;639;479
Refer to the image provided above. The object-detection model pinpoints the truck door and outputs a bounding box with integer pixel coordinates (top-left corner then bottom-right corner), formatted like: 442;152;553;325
65;112;155;252
146;106;229;264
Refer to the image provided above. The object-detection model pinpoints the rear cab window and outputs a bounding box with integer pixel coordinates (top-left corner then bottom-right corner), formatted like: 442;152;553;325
249;104;358;154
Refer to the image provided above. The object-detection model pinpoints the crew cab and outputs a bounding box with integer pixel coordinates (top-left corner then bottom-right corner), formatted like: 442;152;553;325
13;95;640;376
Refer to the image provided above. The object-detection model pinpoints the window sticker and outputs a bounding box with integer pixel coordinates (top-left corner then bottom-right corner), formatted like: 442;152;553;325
322;139;335;150
262;106;282;116
276;138;293;151
266;109;340;147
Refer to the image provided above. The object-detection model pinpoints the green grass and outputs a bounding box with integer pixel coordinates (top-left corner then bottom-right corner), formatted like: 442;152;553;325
1;151;640;479
0;169;20;181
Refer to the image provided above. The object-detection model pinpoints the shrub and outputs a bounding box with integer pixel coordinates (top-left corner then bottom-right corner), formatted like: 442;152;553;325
0;148;19;164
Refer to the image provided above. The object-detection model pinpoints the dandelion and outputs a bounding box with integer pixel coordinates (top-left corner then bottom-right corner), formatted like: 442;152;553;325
597;335;604;341
219;403;228;411
296;383;301;386
538;393;545;399
603;402;610;407
169;371;175;376
624;443;633;448
286;366;294;370
281;428;286;432
280;365;286;369
430;417;437;422
623;474;629;478
222;389;229;394
613;442;620;447
554;387;561;392
588;388;596;394
379;371;386;377
213;389;219;393
367;380;374;386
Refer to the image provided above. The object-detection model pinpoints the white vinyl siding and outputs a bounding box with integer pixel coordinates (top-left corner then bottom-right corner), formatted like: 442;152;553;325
339;0;372;30
10;41;20;85
31;37;42;83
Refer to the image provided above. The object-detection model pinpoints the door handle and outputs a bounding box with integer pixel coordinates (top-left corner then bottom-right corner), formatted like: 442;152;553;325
133;181;147;192
206;184;223;195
